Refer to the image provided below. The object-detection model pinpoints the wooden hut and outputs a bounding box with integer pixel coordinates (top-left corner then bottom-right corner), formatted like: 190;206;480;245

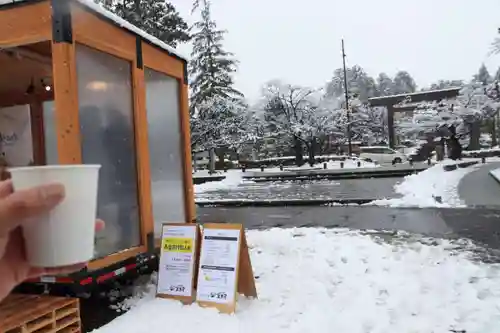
0;0;195;278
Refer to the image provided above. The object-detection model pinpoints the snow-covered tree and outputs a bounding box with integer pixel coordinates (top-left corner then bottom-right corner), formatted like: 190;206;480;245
260;80;388;163
495;67;500;80
375;73;395;96
325;65;377;102
329;100;387;145
393;70;417;94
189;0;243;112
491;28;500;55
93;0;190;47
396;81;500;152
474;64;493;86
190;98;261;152
188;0;245;170
262;80;337;165
428;80;464;90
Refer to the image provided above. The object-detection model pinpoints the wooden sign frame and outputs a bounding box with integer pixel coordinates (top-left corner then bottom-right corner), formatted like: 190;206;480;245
196;223;257;314
156;222;201;304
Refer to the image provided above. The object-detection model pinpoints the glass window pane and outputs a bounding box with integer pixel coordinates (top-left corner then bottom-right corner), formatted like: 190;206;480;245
75;44;140;258
144;68;186;237
42;100;58;165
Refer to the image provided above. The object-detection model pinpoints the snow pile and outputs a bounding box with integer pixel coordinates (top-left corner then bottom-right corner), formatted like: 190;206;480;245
489;168;500;183
94;228;500;333
109;273;159;312
467;147;500;154
194;170;247;193
285;158;378;171
371;161;478;208
193;170;226;178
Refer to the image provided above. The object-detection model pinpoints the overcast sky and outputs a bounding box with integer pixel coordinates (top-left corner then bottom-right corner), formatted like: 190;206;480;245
169;0;500;102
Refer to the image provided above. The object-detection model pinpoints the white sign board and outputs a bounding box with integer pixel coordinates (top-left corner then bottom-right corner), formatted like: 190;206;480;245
0;105;33;166
196;228;241;304
157;224;198;298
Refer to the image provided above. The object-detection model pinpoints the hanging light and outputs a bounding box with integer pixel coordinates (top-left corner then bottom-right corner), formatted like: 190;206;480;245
41;78;51;91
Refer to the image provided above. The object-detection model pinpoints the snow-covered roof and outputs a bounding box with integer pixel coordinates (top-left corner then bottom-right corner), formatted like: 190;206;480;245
369;87;462;102
0;0;188;62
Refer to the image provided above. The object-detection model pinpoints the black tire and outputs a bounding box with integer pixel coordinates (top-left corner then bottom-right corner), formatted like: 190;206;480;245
393;157;402;164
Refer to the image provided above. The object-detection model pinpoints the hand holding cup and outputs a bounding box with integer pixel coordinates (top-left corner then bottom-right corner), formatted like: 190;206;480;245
0;179;104;301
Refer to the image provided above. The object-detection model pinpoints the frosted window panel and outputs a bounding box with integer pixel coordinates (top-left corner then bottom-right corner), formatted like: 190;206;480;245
75;44;141;258
144;68;186;237
42;101;58;165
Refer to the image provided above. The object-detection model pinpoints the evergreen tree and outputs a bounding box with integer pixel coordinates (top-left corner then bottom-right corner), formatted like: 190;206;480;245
428;80;464;90
375;73;395;96
325;65;377;102
189;0;244;112
491;29;500;55
94;0;190;47
474;63;492;85
393;71;417;94
495;67;500;81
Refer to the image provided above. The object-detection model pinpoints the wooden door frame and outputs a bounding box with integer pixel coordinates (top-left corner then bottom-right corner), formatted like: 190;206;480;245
29;100;48;166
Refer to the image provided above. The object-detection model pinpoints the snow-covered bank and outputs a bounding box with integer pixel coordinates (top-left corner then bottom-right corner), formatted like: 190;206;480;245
194;170;247;193
94;228;500;333
371;161;479;208
194;159;376;194
284;158;378;171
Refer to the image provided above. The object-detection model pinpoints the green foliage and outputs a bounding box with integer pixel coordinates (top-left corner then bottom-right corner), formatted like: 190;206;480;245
189;0;244;112
93;0;190;47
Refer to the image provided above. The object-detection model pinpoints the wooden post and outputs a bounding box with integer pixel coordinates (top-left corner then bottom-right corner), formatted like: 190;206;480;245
51;42;82;164
387;105;395;149
29;101;46;165
132;61;154;249
179;78;196;223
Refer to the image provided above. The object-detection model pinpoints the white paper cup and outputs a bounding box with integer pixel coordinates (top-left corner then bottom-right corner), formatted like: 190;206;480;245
9;165;100;267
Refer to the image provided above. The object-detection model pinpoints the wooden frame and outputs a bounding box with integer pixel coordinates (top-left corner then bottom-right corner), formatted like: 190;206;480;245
29;101;47;166
71;2;193;268
368;88;461;148
0;91;53;108
0;1;52;48
196;223;257;314
0;0;194;270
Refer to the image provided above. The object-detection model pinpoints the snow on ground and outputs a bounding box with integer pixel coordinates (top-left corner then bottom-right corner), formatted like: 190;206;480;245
371;160;479;208
285;158;378;171
466;147;500;154
194;159;377;194
194;170;248;193
94;228;500;333
192;170;226;178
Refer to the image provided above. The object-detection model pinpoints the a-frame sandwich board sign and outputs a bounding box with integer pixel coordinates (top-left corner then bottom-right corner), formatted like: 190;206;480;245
157;222;201;304
195;223;257;314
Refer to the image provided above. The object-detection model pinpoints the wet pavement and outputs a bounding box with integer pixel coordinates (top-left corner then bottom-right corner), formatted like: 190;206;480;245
458;162;500;207
196;177;402;201
197;206;500;253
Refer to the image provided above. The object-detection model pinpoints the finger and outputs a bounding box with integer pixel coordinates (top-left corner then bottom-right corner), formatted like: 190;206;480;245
0;180;13;199
27;263;87;279
0;183;65;236
95;219;105;232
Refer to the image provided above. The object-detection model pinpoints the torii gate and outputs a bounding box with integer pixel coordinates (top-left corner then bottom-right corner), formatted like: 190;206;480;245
368;87;461;148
